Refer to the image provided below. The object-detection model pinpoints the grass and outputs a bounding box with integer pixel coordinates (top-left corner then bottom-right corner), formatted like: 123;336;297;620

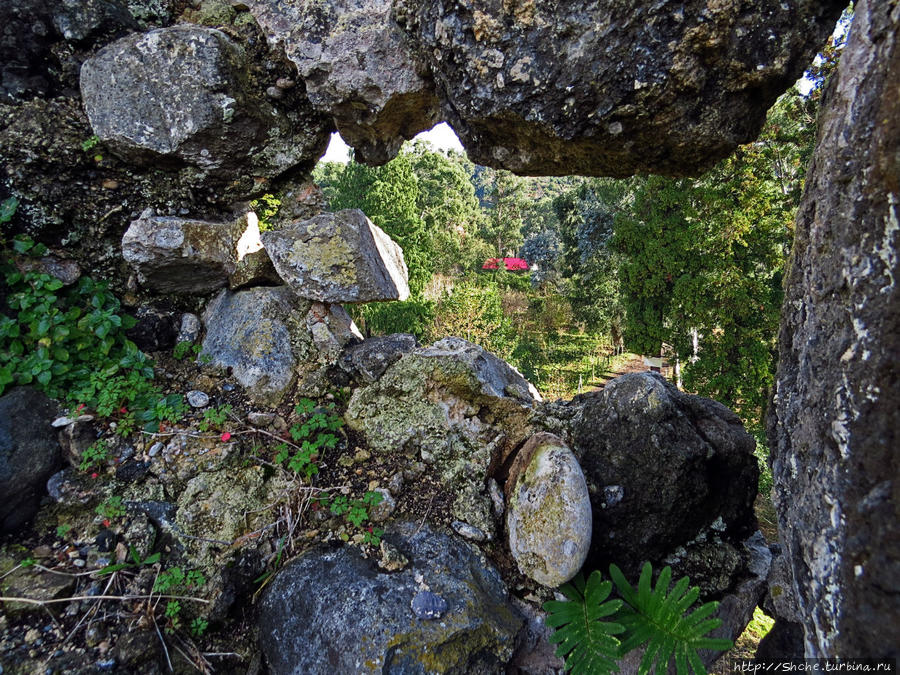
711;606;775;673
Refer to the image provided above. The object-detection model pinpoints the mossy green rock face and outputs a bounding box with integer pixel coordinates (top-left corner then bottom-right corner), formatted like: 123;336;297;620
257;521;523;674
506;433;591;588
345;337;540;536
261;209;410;303
175;466;289;560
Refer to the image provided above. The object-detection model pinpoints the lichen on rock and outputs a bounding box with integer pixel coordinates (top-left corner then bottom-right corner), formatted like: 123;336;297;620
345;337;540;536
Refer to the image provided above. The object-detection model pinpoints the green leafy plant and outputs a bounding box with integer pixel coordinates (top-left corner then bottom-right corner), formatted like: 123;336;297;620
273;399;342;480
153;566;206;594
543;563;732;675
172;340;194;360
317;490;384;540
56;523;72;538
0;228;157;409
81;135;100;152
95;495;126;521
544;570;624;674
81;135;103;162
363;525;384;547
96;545;161;576
164;600;182;634
347;491;382;528
138;393;186;432
80;439;111;472
190;617;209;638
198;404;231;432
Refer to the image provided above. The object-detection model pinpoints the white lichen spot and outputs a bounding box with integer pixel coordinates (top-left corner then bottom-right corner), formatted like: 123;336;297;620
875;193;899;293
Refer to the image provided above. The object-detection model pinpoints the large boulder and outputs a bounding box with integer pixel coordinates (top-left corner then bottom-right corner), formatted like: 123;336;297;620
770;0;900;657
122;210;248;294
257;521;523;674
398;0;844;176
260;209;410;303
80;25;328;179
345;337;541;536
505;433;591;588
201;286;362;406
0;387;62;532
567;373;758;577
247;0;440;165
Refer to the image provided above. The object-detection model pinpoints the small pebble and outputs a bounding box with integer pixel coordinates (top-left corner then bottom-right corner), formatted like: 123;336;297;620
24;628;40;644
223;383;235;392
265;86;283;99
403;462;426;479
387;472;404;494
247;412;275;427
377;541;408;572
275;77;295;89
186;390;209;408
411;591;448;620
72;559;86;568
148;442;163;457
354;448;371;463
451;520;488;542
178;313;201;344
337;455;354;468
369;489;395;523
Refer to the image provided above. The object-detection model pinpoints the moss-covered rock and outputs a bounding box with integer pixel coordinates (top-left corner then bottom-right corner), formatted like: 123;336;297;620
345;337;540;537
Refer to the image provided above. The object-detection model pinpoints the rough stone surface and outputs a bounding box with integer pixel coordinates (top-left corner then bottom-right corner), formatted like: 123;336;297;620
122;211;247;294
756;619;805;660
769;0;900;658
80;25;327;179
57;417;99;469
0;564;77;617
261;209;410;303
257;521;523;674
345;337;540;536
339;333;419;383
201;287;308;406
175;466;290;560
400;0;845;176
0;0;138;104
506;433;591;587
201;287;362;406
763;551;802;625
567;373;758;577
247;0;440;164
0;388;62;532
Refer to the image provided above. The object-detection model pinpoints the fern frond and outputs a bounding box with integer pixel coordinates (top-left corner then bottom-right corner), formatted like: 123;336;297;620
609;562;732;675
543;571;625;674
